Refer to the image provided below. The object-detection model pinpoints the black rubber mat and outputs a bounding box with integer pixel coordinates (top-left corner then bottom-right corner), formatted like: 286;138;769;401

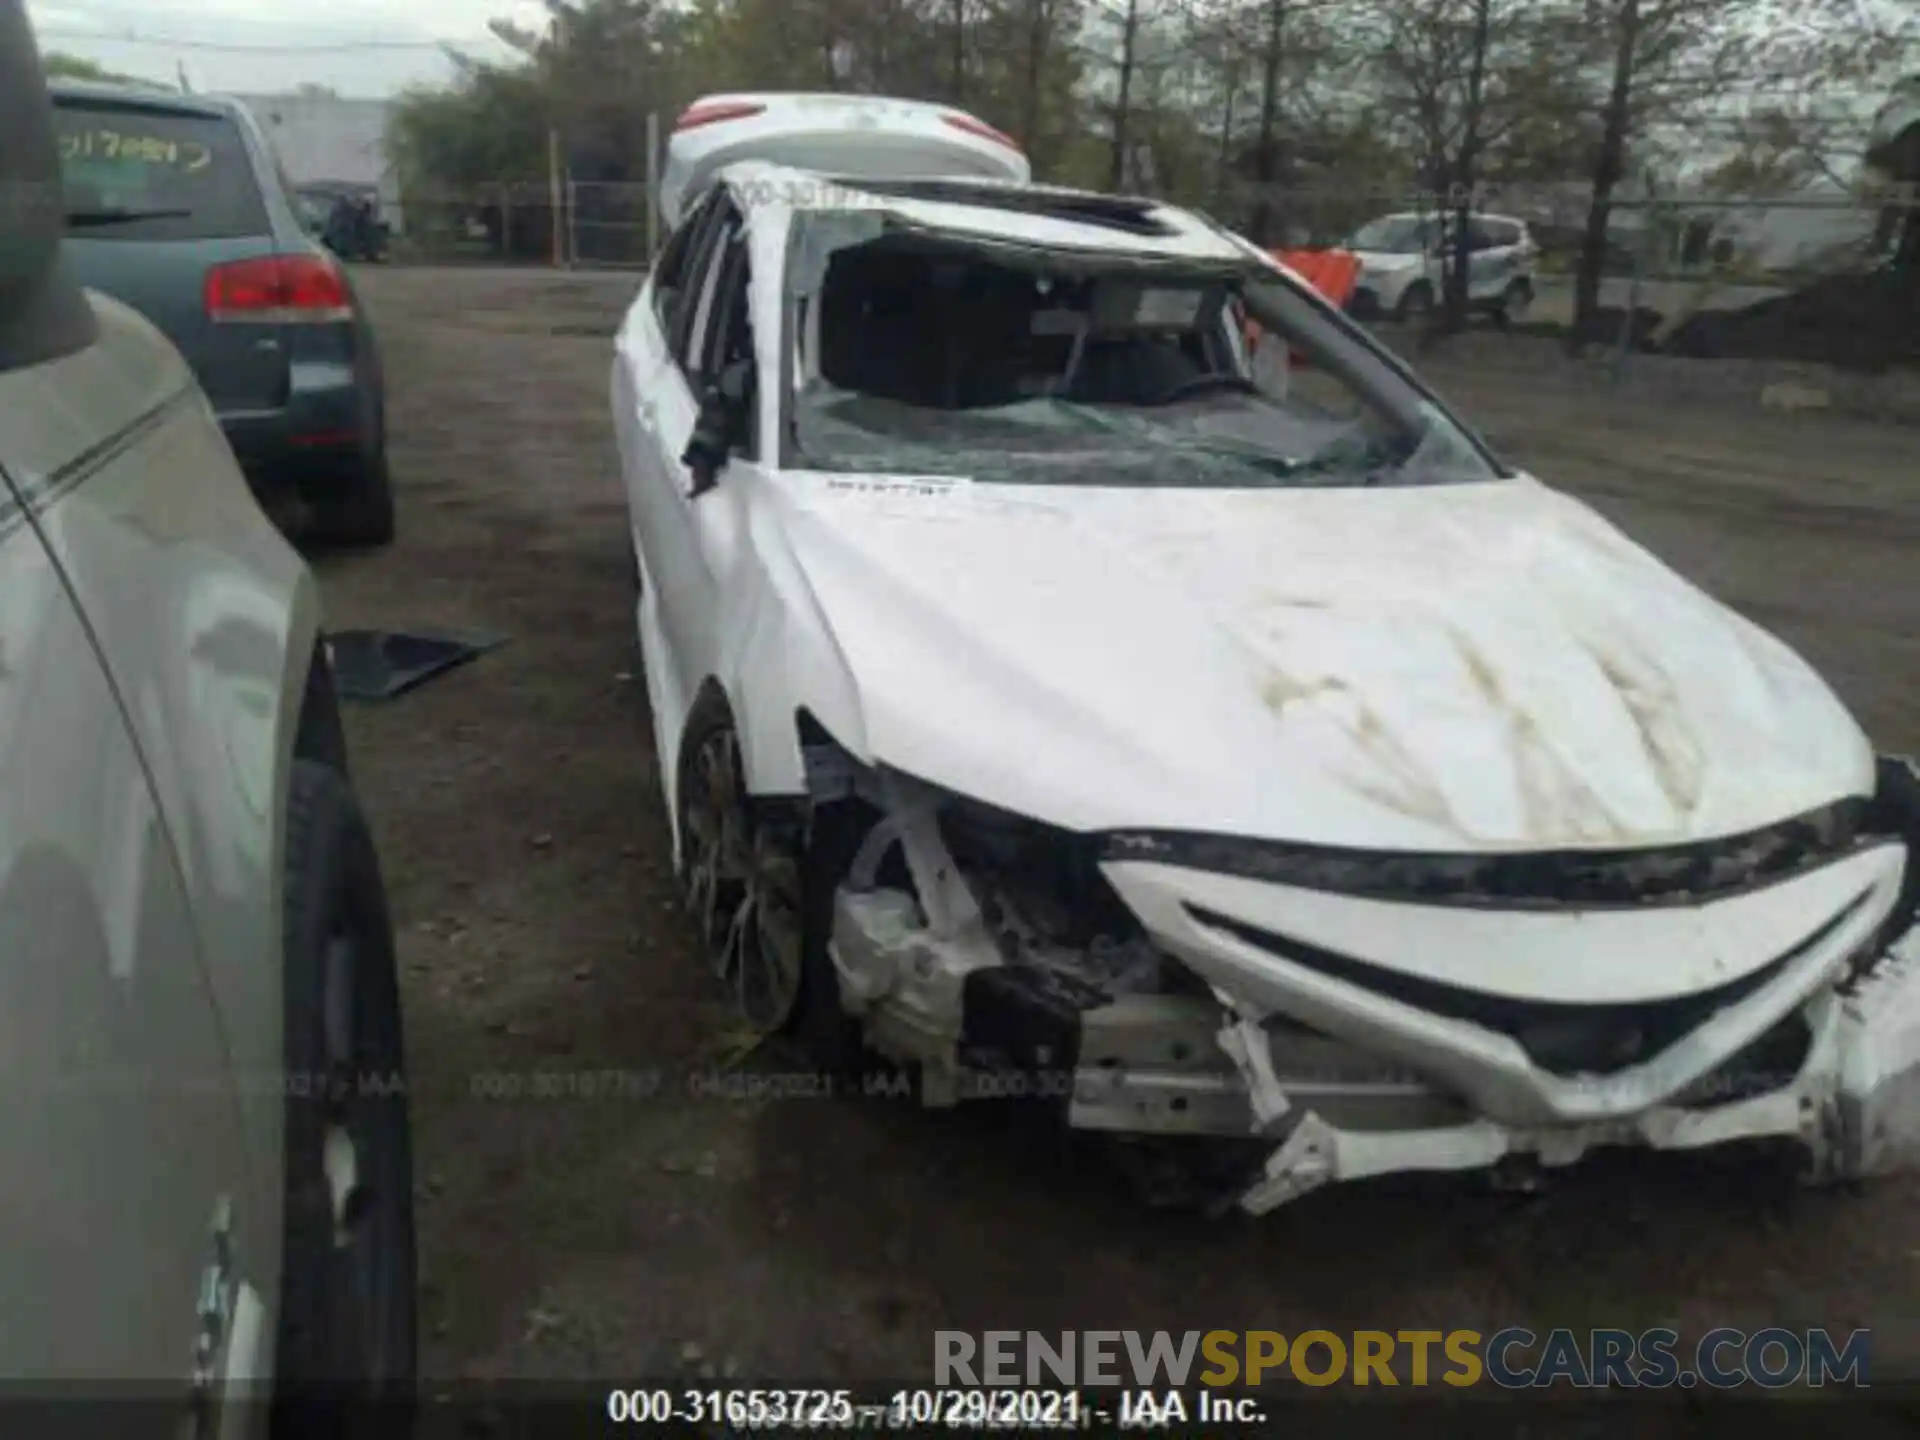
327;628;506;702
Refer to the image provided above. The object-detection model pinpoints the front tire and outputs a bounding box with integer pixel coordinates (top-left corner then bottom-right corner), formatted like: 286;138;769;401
1494;277;1534;326
273;761;416;1438
676;710;807;1034
1394;281;1434;322
674;709;873;1067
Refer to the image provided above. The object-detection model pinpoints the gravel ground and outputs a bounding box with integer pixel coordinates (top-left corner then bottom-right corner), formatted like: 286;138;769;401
315;266;1920;1415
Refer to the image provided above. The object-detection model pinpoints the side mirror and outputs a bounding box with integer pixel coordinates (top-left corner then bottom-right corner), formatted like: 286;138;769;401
681;358;753;498
0;0;97;370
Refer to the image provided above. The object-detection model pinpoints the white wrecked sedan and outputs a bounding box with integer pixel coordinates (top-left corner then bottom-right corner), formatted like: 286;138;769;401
612;98;1920;1213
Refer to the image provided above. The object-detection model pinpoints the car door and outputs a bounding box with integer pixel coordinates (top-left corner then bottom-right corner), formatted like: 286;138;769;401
1421;215;1456;294
1467;219;1512;301
619;185;723;589
619;186;748;717
0;11;265;1422
0;382;258;1406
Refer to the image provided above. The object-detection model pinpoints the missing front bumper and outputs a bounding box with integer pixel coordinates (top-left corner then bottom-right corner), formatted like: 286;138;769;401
1060;925;1920;1215
828;841;1920;1216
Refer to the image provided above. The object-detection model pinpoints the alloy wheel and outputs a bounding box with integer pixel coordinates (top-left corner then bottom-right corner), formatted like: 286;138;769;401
680;724;808;1031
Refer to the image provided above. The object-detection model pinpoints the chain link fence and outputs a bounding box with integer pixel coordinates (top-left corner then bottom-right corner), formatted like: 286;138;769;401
384;180;655;268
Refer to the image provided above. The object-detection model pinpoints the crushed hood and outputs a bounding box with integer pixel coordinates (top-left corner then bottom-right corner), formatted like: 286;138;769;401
773;473;1874;852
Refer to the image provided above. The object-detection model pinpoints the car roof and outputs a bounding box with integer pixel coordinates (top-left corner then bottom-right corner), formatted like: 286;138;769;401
1377;210;1527;226
718;159;1249;265
696;89;987;115
660;90;1030;227
47;80;241;120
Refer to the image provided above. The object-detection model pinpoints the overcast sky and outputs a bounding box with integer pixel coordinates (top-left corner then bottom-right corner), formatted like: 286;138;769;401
28;0;548;97
32;0;1912;106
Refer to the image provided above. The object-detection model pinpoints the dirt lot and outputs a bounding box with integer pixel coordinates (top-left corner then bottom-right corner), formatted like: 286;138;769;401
318;266;1920;1404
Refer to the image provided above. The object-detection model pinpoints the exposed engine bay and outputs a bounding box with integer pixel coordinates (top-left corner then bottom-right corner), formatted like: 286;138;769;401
809;741;1920;1214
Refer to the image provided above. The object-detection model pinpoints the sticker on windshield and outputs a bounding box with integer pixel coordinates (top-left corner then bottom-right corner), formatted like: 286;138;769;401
58;129;213;171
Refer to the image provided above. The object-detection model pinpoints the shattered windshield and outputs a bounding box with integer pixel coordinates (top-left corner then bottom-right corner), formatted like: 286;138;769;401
1347;216;1436;253
786;219;1498;489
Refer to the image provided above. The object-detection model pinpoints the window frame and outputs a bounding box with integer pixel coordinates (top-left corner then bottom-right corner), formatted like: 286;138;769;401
692;230;758;459
651;186;722;344
1479;219;1521;250
668;191;741;372
676;201;739;371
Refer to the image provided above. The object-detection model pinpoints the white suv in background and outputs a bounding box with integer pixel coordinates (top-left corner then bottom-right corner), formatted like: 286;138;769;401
1346;211;1537;323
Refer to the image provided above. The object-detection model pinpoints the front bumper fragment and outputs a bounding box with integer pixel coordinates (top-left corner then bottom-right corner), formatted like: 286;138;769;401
1100;844;1906;1131
1234;921;1920;1214
830;756;1920;1216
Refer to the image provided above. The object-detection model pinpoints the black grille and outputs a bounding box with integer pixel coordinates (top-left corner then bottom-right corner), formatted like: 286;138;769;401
1105;801;1872;910
1190;891;1869;1076
1674;1013;1814;1106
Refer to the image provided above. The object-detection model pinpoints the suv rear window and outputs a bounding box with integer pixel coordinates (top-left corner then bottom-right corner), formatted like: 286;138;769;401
53;100;266;240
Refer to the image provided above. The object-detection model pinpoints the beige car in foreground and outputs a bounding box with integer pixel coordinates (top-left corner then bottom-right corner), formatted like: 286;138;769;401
0;7;415;1434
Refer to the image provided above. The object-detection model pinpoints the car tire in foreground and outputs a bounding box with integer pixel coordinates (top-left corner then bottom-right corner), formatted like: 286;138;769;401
273;759;416;1439
1394;281;1434;322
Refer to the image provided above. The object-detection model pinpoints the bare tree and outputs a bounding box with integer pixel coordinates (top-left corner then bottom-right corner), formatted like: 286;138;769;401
1246;0;1289;241
1106;0;1144;189
1871;76;1920;275
1019;0;1055;147
949;0;970;98
1561;0;1896;346
1211;50;1247;208
1364;0;1587;329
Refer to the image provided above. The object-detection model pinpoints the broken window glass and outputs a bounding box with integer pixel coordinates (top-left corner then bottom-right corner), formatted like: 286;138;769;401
783;217;1500;490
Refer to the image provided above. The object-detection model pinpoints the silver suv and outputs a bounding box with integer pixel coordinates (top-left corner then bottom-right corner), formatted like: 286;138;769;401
1346;210;1538;322
0;7;414;1431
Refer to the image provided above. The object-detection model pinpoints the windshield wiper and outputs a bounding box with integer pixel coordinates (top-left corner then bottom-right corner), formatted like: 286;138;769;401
66;207;193;228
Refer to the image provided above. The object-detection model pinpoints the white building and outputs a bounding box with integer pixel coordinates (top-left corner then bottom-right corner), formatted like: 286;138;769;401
1698;182;1880;272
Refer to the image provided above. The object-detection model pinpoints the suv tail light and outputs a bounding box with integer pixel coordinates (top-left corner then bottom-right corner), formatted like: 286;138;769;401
942;113;1020;152
674;100;767;133
204;254;352;323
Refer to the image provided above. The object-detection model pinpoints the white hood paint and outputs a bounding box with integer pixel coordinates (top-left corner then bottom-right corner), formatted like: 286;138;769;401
772;472;1873;852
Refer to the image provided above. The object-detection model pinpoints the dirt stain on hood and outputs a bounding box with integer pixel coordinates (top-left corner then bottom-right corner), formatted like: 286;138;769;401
1452;624;1668;843
1595;649;1707;814
1259;668;1458;832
